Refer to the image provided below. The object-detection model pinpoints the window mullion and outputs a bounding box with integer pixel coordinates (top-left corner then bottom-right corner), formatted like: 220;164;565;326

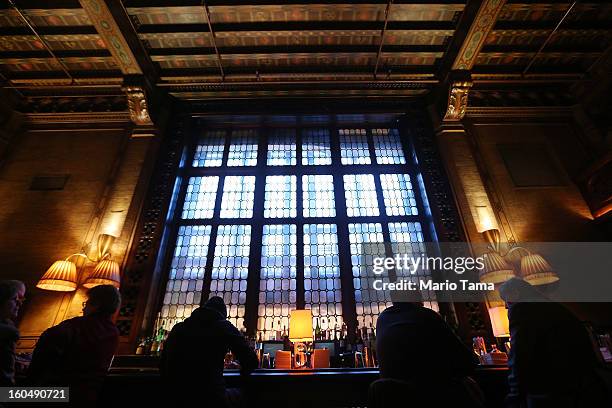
243;127;267;335
296;126;305;309
330;120;358;336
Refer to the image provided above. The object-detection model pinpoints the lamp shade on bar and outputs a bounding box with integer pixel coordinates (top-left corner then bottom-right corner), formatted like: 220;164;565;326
488;306;510;338
289;309;313;342
479;251;515;284
83;259;121;288
37;260;77;292
520;253;559;285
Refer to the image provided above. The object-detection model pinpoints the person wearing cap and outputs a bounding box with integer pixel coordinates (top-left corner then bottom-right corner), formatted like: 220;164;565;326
160;296;258;408
27;284;121;407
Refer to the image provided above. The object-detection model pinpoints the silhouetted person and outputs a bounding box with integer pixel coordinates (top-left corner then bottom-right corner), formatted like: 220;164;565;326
28;285;120;407
374;302;483;407
160;296;258;408
0;280;25;386
499;277;609;407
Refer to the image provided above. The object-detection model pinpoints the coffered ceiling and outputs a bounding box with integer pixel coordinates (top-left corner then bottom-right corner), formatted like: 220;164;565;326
1;1;611;112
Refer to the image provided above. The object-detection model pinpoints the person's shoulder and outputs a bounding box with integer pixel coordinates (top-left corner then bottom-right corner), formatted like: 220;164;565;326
216;319;241;335
0;321;19;340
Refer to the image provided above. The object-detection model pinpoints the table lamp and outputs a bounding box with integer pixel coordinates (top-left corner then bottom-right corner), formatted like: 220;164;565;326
289;309;313;369
487;306;510;338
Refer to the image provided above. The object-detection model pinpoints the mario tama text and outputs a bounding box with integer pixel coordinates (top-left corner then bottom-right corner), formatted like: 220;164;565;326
373;278;494;292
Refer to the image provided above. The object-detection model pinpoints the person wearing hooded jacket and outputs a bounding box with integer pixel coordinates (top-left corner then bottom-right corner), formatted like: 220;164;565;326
160;296;258;408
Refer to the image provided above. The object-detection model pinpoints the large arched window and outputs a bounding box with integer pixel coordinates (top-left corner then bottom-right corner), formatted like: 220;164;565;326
156;116;437;339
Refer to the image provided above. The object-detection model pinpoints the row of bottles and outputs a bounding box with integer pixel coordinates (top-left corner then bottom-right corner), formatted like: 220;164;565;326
135;314;170;356
135;314;378;368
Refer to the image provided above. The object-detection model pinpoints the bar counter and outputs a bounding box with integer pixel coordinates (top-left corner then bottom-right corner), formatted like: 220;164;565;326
102;355;509;407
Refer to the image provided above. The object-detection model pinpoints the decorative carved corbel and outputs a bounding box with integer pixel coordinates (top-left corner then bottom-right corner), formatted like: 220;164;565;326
123;85;153;126
444;80;473;121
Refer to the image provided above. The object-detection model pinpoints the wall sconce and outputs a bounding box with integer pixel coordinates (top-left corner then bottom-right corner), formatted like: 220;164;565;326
37;233;121;292
478;228;559;286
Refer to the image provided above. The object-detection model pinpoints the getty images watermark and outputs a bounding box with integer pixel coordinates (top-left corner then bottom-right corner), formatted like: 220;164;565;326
371;253;494;292
360;242;612;303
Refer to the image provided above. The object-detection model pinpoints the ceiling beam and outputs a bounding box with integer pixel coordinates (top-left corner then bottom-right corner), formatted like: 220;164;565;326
452;0;507;71
79;0;144;75
430;0;506;122
79;0;162;127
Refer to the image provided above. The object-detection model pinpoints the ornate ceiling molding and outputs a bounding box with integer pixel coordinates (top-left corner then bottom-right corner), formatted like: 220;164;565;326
123;85;153;126
79;0;142;75
452;0;507;70
25;111;131;124
444;80;472;121
465;106;573;119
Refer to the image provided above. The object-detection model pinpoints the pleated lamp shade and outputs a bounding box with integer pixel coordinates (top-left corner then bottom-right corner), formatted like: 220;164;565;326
37;260;78;292
83;259;121;288
520;253;559;285
479;251;515;284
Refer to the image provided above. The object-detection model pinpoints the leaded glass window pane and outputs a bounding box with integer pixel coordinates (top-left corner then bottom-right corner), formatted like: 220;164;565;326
267;129;296;166
220;176;255;218
193;131;226;167
380;174;418;216
182;176;219;219
161;225;211;323
304;224;343;331
227;129;258;166
210;225;252;329
348;223;389;330
257;224;297;340
373;128;406;164
162;122;438;336
264;175;297;218
344;174;380;217
302;175;336;218
340;128;371;165
302;128;332;165
388;222;437;311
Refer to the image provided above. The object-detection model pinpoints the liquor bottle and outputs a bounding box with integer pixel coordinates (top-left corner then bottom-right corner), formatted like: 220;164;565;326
333;324;340;355
355;328;364;353
158;328;168;354
369;323;377;366
338;324;346;354
314;318;321;341
275;319;282;341
282;325;292;351
150;335;160;356
135;337;146;355
345;325;353;352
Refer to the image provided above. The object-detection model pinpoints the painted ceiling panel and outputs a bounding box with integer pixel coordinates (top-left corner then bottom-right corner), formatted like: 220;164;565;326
498;3;612;22
0;8;91;27
0;34;105;51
